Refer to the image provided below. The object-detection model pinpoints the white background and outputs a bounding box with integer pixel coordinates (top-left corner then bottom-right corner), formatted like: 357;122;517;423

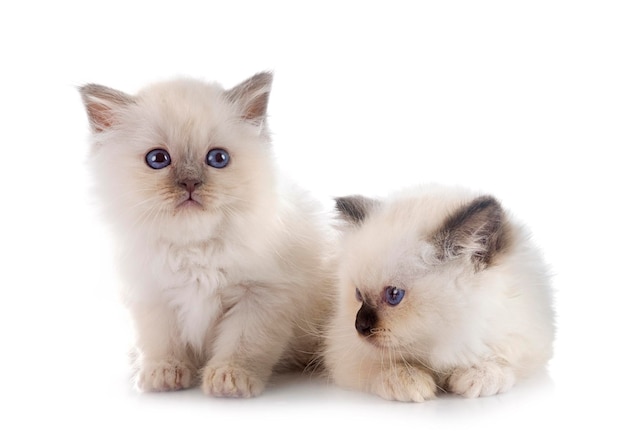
1;1;625;445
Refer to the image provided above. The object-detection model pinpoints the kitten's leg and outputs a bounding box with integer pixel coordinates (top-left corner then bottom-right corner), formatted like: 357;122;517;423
130;301;196;392
328;337;437;402
368;363;437;402
446;358;515;398
201;287;293;398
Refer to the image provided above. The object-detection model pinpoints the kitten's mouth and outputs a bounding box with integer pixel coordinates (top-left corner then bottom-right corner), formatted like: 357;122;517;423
363;336;386;348
176;194;203;209
360;330;394;349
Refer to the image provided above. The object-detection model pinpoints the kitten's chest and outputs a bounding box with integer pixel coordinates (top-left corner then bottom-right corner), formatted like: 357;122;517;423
153;240;230;349
158;240;226;291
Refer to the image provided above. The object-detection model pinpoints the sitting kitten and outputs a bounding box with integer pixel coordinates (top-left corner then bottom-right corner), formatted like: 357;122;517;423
324;184;555;401
79;72;332;397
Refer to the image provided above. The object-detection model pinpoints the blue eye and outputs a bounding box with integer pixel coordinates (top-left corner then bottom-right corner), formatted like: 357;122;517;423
355;288;363;302
145;148;171;169
384;286;405;306
206;148;230;168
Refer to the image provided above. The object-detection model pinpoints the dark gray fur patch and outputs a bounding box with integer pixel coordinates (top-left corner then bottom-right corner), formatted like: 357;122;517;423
335;195;379;225
433;195;509;269
224;71;273;122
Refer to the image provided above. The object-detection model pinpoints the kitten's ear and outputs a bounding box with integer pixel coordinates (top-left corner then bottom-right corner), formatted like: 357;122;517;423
225;71;273;125
432;195;509;270
335;195;379;226
79;84;134;133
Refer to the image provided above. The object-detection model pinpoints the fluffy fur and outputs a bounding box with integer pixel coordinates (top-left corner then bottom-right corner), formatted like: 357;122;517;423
79;72;333;397
324;184;555;402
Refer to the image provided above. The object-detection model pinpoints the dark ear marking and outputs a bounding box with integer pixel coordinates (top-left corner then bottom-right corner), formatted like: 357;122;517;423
335;195;379;225
433;195;509;269
225;71;273;124
79;84;134;133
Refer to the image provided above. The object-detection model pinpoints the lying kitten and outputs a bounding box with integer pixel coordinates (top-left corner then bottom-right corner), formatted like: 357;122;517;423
324;184;555;401
79;72;332;397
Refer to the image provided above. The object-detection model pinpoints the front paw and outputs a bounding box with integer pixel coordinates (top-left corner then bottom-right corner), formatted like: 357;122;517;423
447;361;515;398
371;365;437;402
136;359;195;392
201;364;265;398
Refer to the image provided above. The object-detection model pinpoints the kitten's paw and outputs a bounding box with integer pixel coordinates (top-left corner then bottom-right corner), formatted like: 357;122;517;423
447;361;515;398
136;360;195;392
372;366;437;402
202;364;265;398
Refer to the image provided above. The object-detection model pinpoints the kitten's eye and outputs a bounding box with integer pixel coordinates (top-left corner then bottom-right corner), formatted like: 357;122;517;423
145;148;171;169
355;288;363;302
384;286;405;306
206;148;230;169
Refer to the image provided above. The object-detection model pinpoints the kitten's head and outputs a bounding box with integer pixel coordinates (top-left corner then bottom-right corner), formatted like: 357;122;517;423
79;72;276;241
334;185;511;353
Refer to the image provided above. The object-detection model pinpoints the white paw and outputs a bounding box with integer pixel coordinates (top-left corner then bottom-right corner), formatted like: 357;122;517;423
447;361;515;398
136;360;194;392
202;364;265;398
371;365;437;402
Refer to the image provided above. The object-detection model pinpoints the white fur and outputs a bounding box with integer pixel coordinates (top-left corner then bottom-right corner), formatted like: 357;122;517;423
81;74;334;396
324;184;555;402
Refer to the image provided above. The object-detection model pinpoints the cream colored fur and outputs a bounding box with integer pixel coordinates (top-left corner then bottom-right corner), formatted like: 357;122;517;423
79;73;333;397
324;184;555;402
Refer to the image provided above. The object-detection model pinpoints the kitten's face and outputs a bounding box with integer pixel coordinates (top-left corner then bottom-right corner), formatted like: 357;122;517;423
80;73;275;239
338;218;457;354
335;187;508;354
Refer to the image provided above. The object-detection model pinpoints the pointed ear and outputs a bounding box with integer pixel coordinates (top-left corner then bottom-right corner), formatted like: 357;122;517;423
225;71;273;125
335;195;379;225
79;84;134;133
432;195;509;270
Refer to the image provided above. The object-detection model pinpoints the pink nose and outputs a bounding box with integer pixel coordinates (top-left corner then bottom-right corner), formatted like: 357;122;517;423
179;179;202;193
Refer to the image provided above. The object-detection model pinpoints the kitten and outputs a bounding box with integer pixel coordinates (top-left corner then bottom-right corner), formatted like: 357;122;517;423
79;72;333;397
324;184;555;402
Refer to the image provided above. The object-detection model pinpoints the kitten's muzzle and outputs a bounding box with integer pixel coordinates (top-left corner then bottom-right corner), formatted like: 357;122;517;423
176;179;204;208
355;304;378;337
